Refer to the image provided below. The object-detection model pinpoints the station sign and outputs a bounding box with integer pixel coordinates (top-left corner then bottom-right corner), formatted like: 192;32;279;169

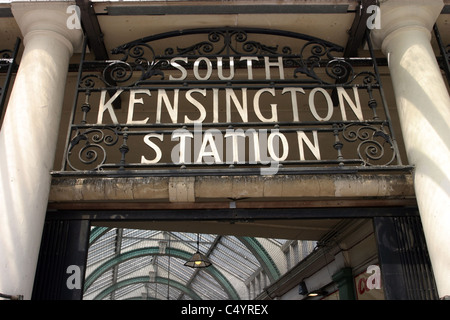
59;28;402;176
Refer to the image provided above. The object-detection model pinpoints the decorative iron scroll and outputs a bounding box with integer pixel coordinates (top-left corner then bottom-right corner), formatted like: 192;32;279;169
58;27;405;176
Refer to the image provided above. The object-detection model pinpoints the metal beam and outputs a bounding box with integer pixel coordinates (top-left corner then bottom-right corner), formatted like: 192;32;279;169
106;5;351;16
110;228;123;300
331;0;378;104
0;8;12;18
76;0;121;108
344;0;378;57
93;276;202;300
76;0;108;60
0;38;20;124
47;206;419;221
434;24;450;85
239;237;281;283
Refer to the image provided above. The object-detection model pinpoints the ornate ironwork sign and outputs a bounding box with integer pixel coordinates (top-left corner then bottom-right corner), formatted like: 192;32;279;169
58;27;404;176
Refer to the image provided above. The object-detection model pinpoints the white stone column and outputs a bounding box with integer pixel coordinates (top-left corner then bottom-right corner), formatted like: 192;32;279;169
372;0;450;299
0;2;82;299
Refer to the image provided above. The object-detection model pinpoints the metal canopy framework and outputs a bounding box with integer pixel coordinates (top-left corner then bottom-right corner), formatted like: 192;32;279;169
83;226;313;300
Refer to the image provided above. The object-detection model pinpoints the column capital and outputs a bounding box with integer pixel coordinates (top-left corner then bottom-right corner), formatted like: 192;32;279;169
371;0;444;54
11;1;83;55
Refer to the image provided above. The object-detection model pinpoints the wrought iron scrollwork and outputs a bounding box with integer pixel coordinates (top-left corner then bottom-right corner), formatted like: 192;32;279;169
293;40;342;83
84;27;350;87
110;42;168;82
66;127;121;171
340;123;396;166
170;29;281;56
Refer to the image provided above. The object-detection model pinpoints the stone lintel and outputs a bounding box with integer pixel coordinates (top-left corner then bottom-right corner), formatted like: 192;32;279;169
48;173;415;206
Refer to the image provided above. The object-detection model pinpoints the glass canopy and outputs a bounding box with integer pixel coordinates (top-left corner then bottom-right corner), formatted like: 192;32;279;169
83;227;316;300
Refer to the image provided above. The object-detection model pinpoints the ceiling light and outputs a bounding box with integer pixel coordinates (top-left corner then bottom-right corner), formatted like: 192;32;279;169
184;233;212;268
298;281;327;298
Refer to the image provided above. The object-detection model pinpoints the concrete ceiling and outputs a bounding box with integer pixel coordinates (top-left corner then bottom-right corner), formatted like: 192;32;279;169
0;1;448;64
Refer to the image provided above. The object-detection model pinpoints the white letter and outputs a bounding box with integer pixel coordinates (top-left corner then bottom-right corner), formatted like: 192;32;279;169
196;131;223;164
169;57;188;80
141;134;163;164
308;88;333;121
217;57;235;80
268;131;288;161
264;56;285;80
226;88;248;123
282;87;305;122
127;89;151;124
254;88;278;122
240;56;259;80
194;57;213;80
171;130;193;164
157;89;179;123
184;89;207;123
212;88;220;123
97;89;122;124
225;129;245;164
338;87;364;121
246;129;261;163
297;131;321;160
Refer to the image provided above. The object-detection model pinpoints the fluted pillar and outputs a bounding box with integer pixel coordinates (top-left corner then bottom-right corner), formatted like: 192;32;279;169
0;2;82;299
372;0;450;299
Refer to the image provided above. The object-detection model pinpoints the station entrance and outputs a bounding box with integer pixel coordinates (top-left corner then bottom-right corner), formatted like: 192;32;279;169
31;27;438;300
32;206;438;300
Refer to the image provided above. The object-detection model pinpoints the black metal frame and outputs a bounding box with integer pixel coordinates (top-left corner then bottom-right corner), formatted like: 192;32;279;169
0;38;20;124
55;27;407;177
46;206;420;222
374;216;438;300
433;24;450;86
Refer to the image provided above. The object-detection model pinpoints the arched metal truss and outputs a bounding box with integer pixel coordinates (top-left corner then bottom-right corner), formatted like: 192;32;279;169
84;245;240;299
83;227;311;300
93;276;202;301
